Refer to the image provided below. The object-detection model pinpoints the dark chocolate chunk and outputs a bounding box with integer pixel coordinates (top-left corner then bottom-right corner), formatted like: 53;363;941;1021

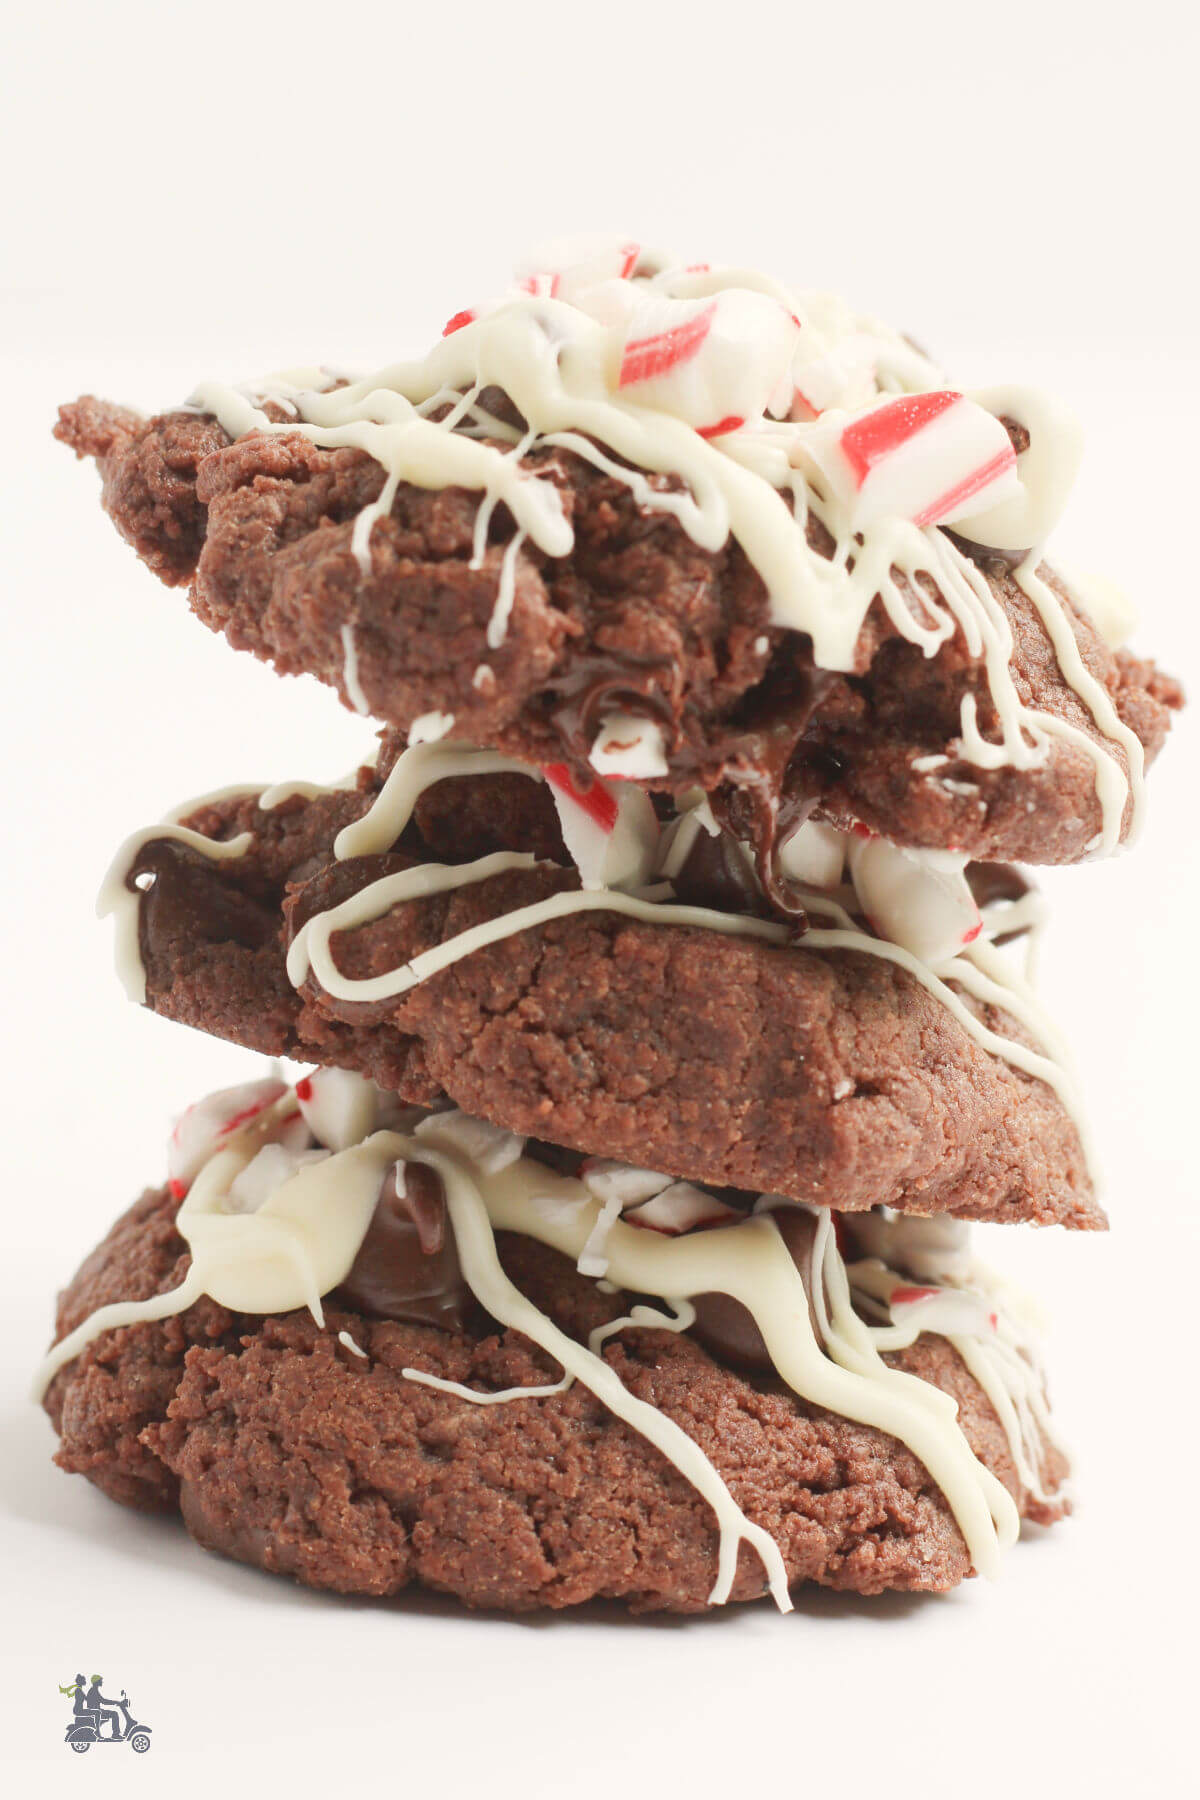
335;1160;468;1329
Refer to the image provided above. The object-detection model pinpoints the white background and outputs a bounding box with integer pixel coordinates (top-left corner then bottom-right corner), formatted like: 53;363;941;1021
4;2;1197;1792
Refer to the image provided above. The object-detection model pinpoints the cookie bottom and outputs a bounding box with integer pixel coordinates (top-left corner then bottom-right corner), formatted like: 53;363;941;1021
44;1187;1068;1613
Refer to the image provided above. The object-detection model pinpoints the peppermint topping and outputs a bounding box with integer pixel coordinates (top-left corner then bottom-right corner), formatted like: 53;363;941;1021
543;762;660;891
776;818;846;889
845;835;983;965
186;240;1142;856
588;713;670;780
624;1183;740;1235
167;1077;289;1191
614;289;799;436
295;1066;382;1152
803;391;1020;531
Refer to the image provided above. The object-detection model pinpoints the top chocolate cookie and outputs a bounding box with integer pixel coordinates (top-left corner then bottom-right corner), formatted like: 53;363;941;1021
55;239;1180;867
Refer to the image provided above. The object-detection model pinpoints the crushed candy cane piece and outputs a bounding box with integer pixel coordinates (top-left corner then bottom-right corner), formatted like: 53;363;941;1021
589;712;669;780
228;1141;331;1213
790;334;879;419
802;391;1020;532
581;1161;673;1206
296;1067;381;1151
776;819;846;888
544;762;659;890
415;1108;525;1173
167;1077;289;1190
847;837;982;964
516;271;560;298
625;1182;739;1235
615;290;799;437
845;1210;972;1281
889;1283;998;1337
515;234;641;305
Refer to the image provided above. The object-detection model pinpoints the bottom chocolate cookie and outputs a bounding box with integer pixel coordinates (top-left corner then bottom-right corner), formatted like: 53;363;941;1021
39;1074;1069;1613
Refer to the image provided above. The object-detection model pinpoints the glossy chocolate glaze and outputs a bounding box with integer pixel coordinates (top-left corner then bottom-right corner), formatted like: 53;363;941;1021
336;1160;470;1329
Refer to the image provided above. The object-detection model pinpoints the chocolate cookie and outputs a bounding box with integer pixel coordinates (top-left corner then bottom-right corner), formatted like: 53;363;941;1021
54;399;1180;866
118;776;1098;1227
43;1185;1067;1610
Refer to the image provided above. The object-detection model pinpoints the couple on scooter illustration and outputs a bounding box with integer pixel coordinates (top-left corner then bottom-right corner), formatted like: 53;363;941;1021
62;1673;152;1753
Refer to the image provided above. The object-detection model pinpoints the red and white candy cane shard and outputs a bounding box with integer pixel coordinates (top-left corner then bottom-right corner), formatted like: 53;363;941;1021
696;415;746;440
789;334;880;420
580;1160;674;1206
846;837;982;965
808;391;1021;532
544;762;660;891
543;762;619;832
616;290;800;437
588;711;670;781
167;1076;289;1191
625;1182;739;1235
619;298;718;387
228;1136;327;1213
442;309;476;337
889;1284;998;1336
295;1066;380;1152
952;384;1085;551
516;272;561;299
515;235;642;304
776;818;846;888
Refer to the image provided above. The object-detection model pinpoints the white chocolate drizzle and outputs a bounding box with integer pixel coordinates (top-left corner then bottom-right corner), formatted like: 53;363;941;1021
1012;556;1146;853
37;1086;1064;1605
283;747;1087;1155
186;244;1141;849
104;737;1087;1159
340;624;371;716
333;740;541;860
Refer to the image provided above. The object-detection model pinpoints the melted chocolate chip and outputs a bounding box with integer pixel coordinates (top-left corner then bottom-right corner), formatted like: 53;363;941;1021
137;840;277;959
336;1160;469;1330
1000;415;1032;457
945;529;1029;574
709;645;838;918
690;1209;820;1371
669;826;765;917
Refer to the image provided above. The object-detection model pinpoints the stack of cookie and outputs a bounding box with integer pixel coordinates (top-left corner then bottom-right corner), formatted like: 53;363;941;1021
41;239;1181;1611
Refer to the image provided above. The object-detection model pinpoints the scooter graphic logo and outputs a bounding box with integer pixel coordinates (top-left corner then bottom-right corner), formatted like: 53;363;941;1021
60;1674;152;1754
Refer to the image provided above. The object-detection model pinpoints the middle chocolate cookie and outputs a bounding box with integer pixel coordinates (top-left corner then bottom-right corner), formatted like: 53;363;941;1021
100;739;1096;1229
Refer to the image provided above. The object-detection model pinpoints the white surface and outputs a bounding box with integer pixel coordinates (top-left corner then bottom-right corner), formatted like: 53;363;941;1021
3;1;1197;1791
